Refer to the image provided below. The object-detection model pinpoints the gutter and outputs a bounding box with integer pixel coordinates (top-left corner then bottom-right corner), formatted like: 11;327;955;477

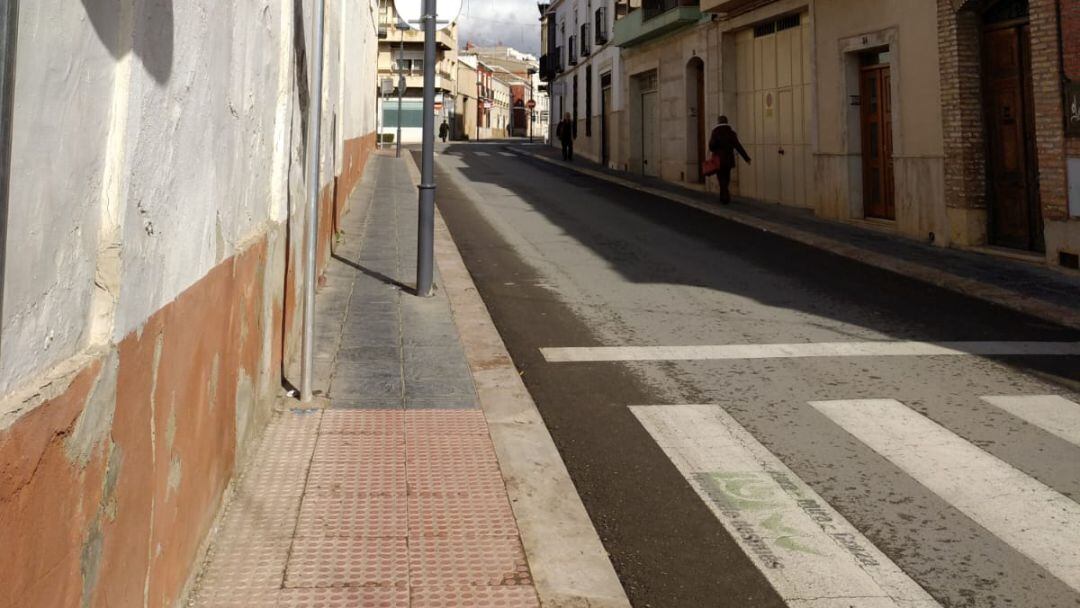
0;0;19;359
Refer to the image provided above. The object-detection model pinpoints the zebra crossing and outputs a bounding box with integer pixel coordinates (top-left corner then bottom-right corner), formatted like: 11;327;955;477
631;394;1080;607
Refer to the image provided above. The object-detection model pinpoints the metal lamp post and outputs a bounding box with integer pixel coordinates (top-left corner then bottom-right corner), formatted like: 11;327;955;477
414;0;437;297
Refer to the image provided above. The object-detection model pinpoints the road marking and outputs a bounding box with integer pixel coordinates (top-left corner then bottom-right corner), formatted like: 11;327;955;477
474;151;491;157
630;405;941;608
981;395;1080;448
810;399;1080;595
541;341;1080;363
498;151;515;157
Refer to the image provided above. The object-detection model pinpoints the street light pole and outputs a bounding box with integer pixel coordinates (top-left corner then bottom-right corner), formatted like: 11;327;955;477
415;0;437;297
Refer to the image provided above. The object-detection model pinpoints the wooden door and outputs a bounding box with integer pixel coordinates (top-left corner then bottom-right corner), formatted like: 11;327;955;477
642;91;658;177
860;65;895;219
983;23;1043;250
602;85;612;166
695;67;706;182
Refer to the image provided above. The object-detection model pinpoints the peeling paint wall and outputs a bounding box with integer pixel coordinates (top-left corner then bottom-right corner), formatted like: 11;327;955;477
0;1;380;607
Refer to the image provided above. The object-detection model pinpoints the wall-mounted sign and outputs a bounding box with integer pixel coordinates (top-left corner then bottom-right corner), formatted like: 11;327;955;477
1066;81;1080;138
484;100;493;109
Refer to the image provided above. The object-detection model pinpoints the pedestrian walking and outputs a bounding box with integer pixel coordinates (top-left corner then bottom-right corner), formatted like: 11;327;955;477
439;120;449;143
556;113;576;161
705;115;751;205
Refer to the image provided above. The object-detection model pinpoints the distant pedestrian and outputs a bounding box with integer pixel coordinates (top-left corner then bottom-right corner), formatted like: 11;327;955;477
706;115;751;205
439;120;449;143
556;113;576;161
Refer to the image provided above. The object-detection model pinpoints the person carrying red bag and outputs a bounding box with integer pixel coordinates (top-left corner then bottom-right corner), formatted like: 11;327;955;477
703;115;751;205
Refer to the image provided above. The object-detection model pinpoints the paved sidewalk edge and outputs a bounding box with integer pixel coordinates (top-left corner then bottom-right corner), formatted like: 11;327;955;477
513;147;1080;332
405;153;631;608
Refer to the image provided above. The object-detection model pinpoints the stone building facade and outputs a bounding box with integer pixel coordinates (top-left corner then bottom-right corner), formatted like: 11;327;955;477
544;0;1079;272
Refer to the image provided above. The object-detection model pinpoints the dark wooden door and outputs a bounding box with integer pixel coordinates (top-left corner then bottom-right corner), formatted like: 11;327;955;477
695;67;706;183
860;65;894;220
983;22;1043;250
601;85;611;166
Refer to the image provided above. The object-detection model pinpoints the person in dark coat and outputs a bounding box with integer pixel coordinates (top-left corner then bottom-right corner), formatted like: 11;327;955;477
556;113;576;161
439;120;450;142
708;115;751;204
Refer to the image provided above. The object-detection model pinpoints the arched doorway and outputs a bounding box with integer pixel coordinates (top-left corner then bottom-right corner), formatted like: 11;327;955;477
980;0;1043;250
685;57;706;183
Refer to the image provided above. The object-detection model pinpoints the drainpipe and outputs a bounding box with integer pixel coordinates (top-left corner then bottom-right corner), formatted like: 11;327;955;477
301;0;327;404
0;0;18;358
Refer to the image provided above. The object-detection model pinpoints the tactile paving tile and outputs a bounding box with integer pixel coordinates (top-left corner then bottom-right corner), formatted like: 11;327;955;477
277;587;409;607
312;433;404;462
284;537;409;589
405;409;490;436
296;490;407;539
409;585;541;607
213;503;300;543
408;491;520;539
406;435;507;493
196;537;291;596
192;586;280;608
408;536;532;587
306;434;407;494
320;410;405;435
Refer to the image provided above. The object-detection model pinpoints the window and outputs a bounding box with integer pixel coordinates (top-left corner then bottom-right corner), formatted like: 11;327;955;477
568;36;577;65
382;100;425;129
585;66;592;137
754;13;800;38
595;7;608;45
395;59;424;75
581;23;591;55
573;74;579;127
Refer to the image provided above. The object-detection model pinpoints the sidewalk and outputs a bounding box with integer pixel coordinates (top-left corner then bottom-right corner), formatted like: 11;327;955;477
511;144;1080;331
186;154;627;607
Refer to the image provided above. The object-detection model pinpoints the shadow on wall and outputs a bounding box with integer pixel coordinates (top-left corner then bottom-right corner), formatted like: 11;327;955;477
81;0;174;84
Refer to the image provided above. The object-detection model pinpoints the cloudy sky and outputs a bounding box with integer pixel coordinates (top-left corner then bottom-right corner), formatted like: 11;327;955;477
456;0;543;55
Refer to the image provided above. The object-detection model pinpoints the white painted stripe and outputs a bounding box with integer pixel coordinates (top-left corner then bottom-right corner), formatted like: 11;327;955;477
631;405;940;608
981;395;1080;448
541;341;1080;363
474;151;491;157
810;399;1080;595
498;151;515;157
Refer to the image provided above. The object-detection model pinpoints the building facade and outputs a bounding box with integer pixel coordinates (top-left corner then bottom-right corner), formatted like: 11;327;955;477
0;1;380;607
377;6;459;144
543;0;1079;271
455;54;480;140
543;0;630;166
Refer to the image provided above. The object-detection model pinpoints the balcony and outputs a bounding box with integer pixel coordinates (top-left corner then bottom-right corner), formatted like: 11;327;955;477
614;1;702;47
699;0;765;13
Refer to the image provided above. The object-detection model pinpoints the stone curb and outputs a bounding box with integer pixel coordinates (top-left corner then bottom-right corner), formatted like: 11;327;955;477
512;147;1080;332
402;152;632;608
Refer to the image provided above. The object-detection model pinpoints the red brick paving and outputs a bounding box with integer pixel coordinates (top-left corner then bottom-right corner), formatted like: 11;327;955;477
191;410;539;607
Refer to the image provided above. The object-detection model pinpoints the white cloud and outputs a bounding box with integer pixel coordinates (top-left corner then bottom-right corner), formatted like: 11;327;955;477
456;0;542;55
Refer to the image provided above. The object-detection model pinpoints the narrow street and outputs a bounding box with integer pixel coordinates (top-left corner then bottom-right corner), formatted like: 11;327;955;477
434;142;1080;608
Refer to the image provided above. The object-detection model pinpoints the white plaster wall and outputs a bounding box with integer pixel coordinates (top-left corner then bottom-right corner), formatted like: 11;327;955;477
113;0;283;339
343;0;379;142
0;1;118;396
2;0;381;394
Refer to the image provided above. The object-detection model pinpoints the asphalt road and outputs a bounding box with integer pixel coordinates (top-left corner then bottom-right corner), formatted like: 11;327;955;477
430;142;1080;608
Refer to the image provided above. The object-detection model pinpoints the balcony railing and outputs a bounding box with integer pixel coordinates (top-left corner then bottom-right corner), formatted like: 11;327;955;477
643;0;698;21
